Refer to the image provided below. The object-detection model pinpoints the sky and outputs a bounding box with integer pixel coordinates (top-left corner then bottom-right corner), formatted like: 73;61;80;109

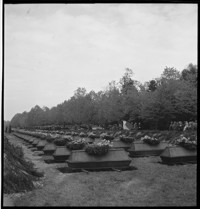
4;3;197;121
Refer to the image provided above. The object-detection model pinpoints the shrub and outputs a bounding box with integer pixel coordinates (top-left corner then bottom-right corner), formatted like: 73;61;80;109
85;140;113;156
67;138;86;150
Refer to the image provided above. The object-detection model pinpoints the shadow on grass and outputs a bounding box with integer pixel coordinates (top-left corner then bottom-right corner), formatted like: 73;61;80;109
57;165;138;173
157;161;197;166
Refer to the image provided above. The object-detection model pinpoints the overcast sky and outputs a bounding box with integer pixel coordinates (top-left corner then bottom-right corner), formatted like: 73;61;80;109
4;3;197;121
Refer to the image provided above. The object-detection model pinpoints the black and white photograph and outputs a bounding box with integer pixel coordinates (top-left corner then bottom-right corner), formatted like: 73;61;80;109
2;1;197;207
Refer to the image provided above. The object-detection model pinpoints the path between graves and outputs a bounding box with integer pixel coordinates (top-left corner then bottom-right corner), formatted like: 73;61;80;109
3;134;67;206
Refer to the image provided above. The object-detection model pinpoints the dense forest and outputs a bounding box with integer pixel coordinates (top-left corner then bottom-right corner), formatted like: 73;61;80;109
10;63;197;130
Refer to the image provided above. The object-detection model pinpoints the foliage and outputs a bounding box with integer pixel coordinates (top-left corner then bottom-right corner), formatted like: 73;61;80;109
10;63;197;131
85;140;113;156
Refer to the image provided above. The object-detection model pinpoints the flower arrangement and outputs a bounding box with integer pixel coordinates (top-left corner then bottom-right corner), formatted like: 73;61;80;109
120;135;134;144
175;135;197;150
88;132;99;139
71;132;79;136
85;139;113;156
141;135;160;145
62;135;73;142
67;138;86;150
65;131;71;135
54;138;67;146
46;134;55;143
79;132;88;137
102;134;114;141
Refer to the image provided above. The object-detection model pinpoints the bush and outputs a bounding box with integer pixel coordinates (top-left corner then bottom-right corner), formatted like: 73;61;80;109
85;140;113;156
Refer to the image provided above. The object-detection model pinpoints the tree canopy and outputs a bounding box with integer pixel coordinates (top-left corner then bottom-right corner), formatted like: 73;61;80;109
10;63;197;130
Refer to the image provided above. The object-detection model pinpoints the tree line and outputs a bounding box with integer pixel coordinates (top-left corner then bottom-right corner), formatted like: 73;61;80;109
10;63;197;130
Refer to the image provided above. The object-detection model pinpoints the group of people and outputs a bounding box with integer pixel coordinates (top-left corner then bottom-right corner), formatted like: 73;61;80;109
132;122;141;130
169;121;197;132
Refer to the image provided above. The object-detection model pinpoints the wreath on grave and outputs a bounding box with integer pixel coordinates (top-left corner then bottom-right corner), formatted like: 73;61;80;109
85;140;113;156
67;138;86;150
175;135;197;150
120;135;134;143
79;132;88;137
88;132;99;139
102;134;114;141
54;138;67;146
46;134;59;143
62;135;74;143
71;132;79;136
65;131;71;135
141;135;160;145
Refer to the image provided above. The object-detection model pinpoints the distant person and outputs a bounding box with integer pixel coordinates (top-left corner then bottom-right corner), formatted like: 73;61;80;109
193;120;197;131
172;122;177;131
133;123;138;130
188;121;193;131
138;122;141;130
178;121;183;131
169;121;173;131
183;121;189;132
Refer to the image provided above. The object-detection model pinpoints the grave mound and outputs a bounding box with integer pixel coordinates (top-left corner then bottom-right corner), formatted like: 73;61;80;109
67;148;131;170
160;145;197;164
128;141;168;157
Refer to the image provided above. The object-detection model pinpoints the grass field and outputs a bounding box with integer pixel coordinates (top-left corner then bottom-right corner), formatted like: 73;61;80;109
4;133;197;206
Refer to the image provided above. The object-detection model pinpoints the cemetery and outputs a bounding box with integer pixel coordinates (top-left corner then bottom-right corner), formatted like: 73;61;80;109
3;126;197;206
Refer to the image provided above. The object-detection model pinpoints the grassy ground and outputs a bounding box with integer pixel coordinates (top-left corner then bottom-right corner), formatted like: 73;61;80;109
4;133;197;206
3;135;44;194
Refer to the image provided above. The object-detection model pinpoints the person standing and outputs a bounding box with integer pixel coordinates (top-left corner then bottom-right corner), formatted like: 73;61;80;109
169;121;173;131
183;121;189;132
178;121;183;131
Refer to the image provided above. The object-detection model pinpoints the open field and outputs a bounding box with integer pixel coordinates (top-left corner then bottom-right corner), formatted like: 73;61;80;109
4;133;197;206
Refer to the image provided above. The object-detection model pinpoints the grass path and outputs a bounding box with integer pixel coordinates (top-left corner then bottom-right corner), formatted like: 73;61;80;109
4;133;197;206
